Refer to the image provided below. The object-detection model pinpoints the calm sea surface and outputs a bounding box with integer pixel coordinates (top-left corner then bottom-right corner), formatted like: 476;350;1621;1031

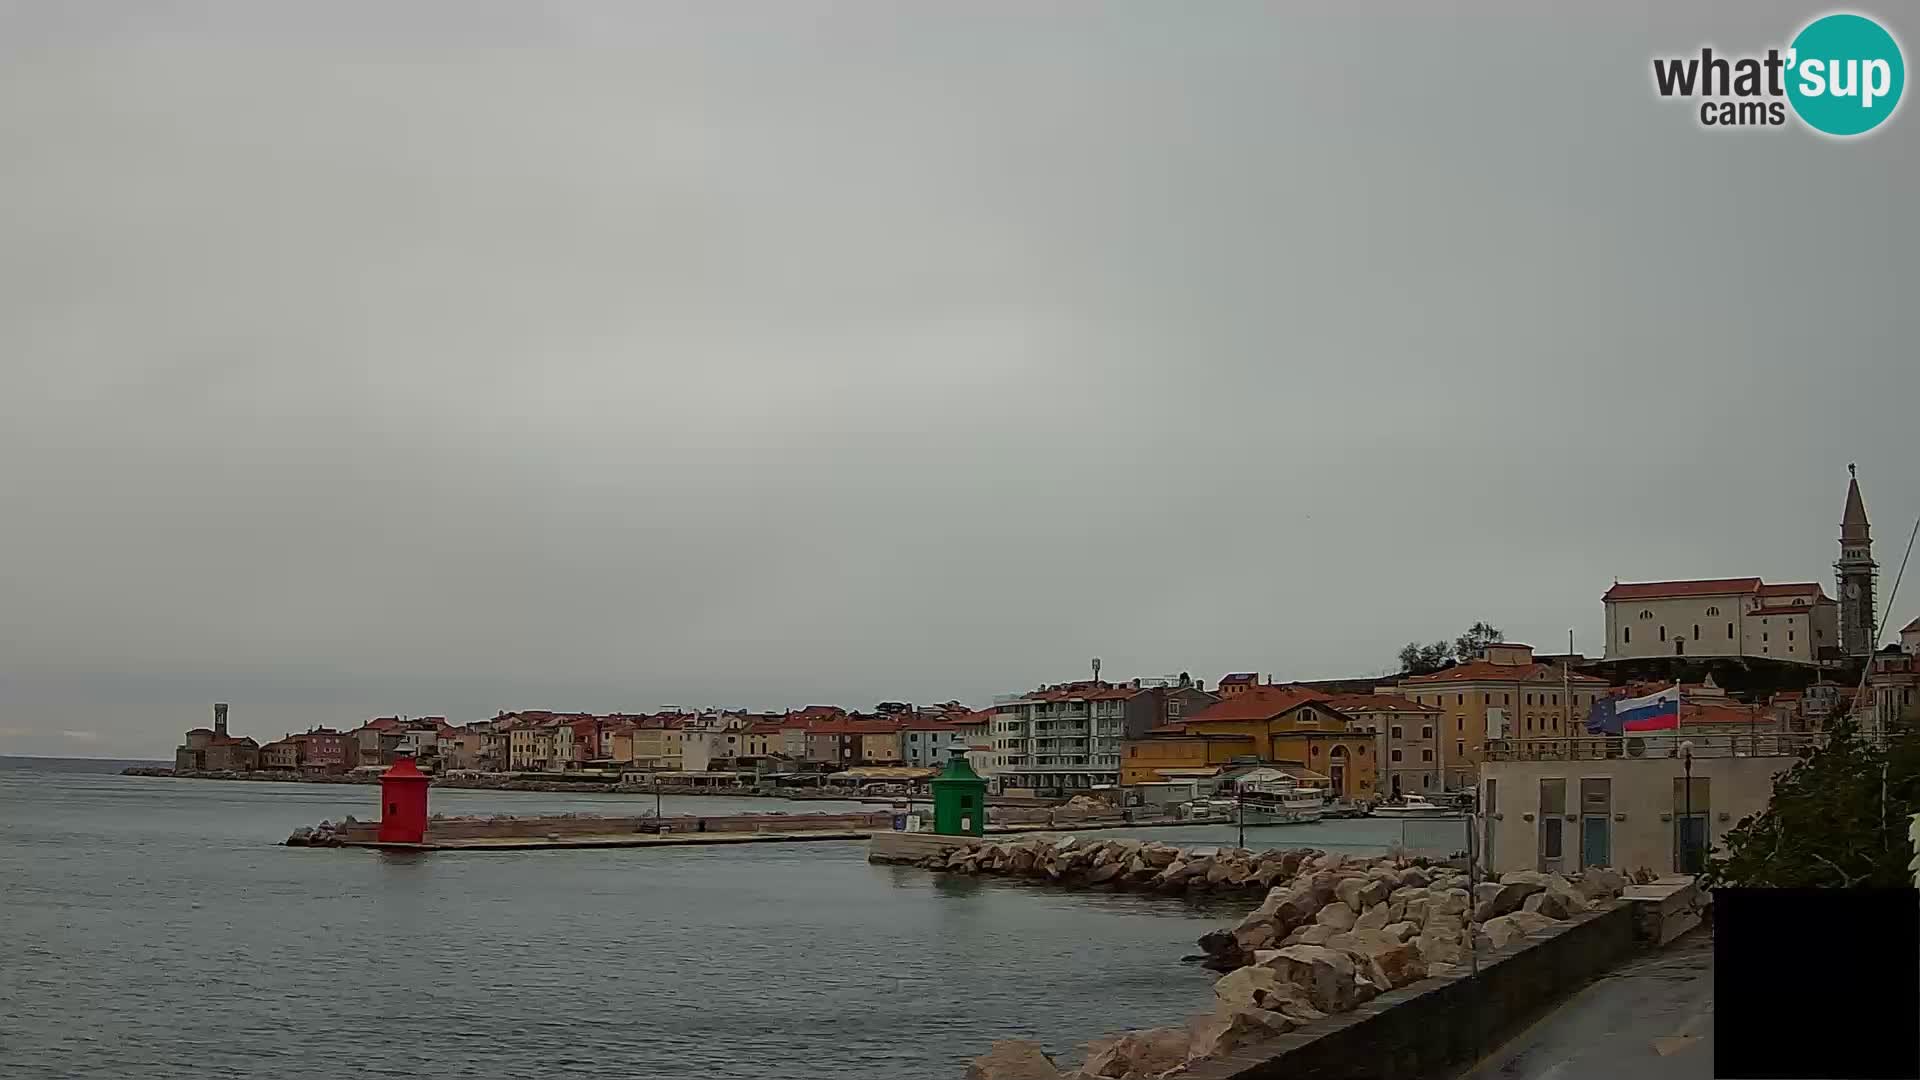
0;757;1406;1079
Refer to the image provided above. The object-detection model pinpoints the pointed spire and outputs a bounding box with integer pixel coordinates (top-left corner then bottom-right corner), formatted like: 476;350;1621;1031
1842;466;1871;542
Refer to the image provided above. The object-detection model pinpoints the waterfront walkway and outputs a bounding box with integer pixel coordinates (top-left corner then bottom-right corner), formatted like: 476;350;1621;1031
1452;929;1713;1080
341;815;1234;852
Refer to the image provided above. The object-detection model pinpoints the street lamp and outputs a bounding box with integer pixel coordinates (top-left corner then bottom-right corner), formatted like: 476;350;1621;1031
1679;739;1696;874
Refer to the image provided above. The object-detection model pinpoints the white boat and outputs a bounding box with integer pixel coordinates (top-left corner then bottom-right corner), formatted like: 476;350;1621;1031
1369;794;1453;818
1230;779;1326;825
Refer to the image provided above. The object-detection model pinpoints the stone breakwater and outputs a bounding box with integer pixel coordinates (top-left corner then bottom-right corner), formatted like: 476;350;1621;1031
934;836;1630;1080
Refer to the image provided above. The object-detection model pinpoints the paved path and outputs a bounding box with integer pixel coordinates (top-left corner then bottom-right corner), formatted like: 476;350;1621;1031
1455;930;1714;1080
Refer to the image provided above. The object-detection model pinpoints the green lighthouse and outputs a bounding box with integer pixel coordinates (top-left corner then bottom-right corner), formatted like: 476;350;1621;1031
929;746;987;836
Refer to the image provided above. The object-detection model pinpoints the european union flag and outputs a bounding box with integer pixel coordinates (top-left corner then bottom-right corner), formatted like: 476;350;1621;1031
1585;695;1620;735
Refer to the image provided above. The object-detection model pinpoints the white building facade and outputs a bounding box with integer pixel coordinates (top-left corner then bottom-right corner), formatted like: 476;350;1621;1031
1603;578;1838;663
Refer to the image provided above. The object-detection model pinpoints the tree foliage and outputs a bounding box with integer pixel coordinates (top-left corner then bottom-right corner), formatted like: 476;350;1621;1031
1701;713;1920;889
1453;621;1504;661
1398;641;1453;675
1396;620;1505;675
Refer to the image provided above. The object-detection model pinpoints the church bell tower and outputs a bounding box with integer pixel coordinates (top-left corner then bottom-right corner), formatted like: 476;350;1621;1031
1836;464;1877;657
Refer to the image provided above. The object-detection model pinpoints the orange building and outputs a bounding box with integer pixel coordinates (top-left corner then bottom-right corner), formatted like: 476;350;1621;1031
1391;642;1609;790
1120;684;1378;799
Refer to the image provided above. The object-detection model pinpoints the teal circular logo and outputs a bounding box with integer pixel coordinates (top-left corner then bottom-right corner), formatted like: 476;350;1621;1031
1787;13;1905;136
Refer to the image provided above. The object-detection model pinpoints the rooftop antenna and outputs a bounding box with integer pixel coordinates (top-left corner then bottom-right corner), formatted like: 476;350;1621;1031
1091;657;1102;684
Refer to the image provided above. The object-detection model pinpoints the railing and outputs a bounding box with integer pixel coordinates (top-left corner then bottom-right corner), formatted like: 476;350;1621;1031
1483;733;1850;761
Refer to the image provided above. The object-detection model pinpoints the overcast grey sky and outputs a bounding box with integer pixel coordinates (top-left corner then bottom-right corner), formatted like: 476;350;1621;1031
2;1;1914;757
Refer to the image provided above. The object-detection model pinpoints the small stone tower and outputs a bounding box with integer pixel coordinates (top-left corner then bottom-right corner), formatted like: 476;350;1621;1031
213;702;229;738
1837;464;1878;657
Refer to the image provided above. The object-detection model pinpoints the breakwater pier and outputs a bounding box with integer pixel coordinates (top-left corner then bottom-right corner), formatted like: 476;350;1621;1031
290;809;1233;852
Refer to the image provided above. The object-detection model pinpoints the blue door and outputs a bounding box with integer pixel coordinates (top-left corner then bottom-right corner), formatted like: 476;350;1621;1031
1582;815;1610;868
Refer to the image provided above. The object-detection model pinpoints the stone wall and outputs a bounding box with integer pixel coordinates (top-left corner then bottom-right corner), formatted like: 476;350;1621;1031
957;840;1633;1080
1183;902;1638;1080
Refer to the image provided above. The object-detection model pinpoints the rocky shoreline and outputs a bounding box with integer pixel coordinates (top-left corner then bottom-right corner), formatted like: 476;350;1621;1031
928;835;1630;1079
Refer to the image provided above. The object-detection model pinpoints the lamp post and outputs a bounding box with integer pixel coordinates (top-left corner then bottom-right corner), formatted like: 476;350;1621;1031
651;762;664;830
1680;739;1696;874
1237;780;1246;848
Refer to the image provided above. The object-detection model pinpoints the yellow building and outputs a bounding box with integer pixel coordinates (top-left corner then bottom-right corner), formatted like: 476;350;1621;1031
1121;685;1378;799
1391;642;1609;790
627;721;685;770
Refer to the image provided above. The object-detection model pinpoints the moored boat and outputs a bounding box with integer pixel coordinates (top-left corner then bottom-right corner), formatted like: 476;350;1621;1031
1368;794;1452;818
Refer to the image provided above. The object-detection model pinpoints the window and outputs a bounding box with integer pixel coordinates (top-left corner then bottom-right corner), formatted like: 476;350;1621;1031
1624;627;1631;643
1552;694;1559;705
1693;624;1700;639
1457;716;1464;732
1421;725;1434;739
1457;694;1464;705
1727;622;1735;639
1391;725;1403;739
1794;598;1806;606
1706;606;1720;616
1639;609;1653;620
1763;632;1769;642
1789;630;1795;641
1526;717;1533;731
1504;694;1511;705
1526;693;1534;706
1422;749;1433;761
1659;626;1667;642
1391;749;1403;762
1456;740;1465;759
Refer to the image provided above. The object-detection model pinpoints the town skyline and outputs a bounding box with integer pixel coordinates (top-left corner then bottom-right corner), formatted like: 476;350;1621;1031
3;2;1914;761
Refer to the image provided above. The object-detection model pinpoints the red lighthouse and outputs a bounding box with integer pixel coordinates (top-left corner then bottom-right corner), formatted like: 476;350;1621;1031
377;756;431;844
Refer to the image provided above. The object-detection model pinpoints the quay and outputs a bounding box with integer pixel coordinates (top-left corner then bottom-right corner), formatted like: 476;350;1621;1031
335;816;1233;853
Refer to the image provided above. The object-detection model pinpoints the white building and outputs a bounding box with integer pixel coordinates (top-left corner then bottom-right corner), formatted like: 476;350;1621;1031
990;684;1131;793
1603;577;1838;663
899;713;990;768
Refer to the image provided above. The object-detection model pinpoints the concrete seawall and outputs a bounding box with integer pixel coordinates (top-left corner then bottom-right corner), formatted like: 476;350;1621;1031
1182;902;1639;1080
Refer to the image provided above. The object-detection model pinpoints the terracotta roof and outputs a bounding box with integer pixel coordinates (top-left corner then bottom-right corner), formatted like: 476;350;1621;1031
896;716;975;731
1322;693;1440;715
1758;582;1828;598
745;722;784;735
1181;685;1330;722
1402;660;1607;685
805;718;902;736
1603;577;1761;601
1012;681;1143;703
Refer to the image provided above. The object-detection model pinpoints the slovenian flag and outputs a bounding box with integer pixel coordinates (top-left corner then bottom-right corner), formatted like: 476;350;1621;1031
1615;686;1682;732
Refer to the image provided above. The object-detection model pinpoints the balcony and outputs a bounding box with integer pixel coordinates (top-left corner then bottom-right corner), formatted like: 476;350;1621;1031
1483;733;1851;762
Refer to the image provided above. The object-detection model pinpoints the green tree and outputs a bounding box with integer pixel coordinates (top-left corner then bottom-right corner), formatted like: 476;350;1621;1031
1453;621;1505;661
1398;641;1454;675
1701;713;1920;889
